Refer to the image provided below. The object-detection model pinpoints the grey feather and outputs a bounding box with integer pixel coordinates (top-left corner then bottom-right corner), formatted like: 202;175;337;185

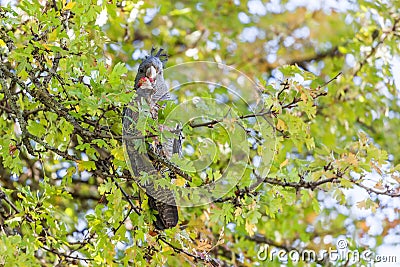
123;48;180;230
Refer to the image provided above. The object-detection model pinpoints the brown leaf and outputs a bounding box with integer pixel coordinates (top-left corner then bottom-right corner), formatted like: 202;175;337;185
197;239;212;252
371;162;383;175
276;119;286;131
9;144;17;156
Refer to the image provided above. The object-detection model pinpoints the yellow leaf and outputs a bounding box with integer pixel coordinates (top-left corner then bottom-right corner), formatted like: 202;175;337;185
170;7;191;16
311;170;322;181
234;207;242;217
0;39;6;47
66;166;76;177
248;200;257;210
64;1;76;10
340;179;353;188
77;160;96;171
111;147;125;161
162;246;172;252
356;200;366;209
48;29;58;42
356;199;378;212
245;221;256;237
300;92;308;102
174;177;186;187
374;181;384;190
358;132;369;145
276;119;286;131
94;254;104;264
65;207;74;217
344;152;358;167
280;158;289;169
43;43;51;51
369;200;379;212
323;171;337;179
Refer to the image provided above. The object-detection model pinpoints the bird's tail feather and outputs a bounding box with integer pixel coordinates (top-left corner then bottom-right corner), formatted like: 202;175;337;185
147;191;178;230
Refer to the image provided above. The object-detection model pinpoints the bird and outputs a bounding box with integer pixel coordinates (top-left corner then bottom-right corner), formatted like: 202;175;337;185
123;48;180;230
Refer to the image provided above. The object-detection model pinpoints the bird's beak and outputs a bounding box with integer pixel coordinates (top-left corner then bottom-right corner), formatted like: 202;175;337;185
146;65;157;80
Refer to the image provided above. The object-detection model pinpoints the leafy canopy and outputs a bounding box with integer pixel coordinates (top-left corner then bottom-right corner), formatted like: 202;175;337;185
0;0;399;266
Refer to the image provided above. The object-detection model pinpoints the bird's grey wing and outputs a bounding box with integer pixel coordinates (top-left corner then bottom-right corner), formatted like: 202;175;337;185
161;124;183;160
122;103;154;177
172;124;183;157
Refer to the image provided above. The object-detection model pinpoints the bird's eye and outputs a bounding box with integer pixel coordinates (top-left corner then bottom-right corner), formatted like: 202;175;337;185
139;68;144;73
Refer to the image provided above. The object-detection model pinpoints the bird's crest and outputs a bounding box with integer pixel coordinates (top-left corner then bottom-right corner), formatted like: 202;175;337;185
144;47;168;65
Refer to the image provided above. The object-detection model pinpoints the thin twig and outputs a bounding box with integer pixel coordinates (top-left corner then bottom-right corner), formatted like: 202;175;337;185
113;206;134;234
159;236;221;267
321;72;342;87
350;179;400;197
40;246;95;262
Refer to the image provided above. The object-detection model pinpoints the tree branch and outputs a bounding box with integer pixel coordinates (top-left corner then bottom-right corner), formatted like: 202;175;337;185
158;236;220;267
147;149;193;182
0;65;114;140
350;178;400;197
0;70;34;155
354;18;400;76
0;188;96;263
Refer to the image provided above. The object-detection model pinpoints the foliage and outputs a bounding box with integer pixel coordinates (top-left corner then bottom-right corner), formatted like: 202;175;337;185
0;0;399;266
